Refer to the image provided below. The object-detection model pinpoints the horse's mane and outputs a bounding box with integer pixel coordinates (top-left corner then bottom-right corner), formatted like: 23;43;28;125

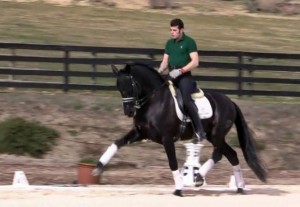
124;62;166;87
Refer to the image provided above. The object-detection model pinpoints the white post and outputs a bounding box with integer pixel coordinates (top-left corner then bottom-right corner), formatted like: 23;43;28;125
12;171;29;186
181;143;204;187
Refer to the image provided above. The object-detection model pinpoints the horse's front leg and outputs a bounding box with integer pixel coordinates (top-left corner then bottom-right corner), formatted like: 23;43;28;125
162;137;183;197
92;128;140;176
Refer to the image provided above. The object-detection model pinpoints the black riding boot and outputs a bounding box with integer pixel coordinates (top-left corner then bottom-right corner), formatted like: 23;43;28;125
186;102;206;142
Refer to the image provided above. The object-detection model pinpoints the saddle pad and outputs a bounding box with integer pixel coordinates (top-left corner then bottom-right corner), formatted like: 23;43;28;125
168;81;213;121
173;95;213;121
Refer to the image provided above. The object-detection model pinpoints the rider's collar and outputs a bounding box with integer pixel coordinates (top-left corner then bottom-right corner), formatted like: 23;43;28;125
174;33;186;43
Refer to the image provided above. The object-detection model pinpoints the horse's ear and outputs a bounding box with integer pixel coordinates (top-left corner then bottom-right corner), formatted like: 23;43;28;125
124;63;131;72
111;65;119;76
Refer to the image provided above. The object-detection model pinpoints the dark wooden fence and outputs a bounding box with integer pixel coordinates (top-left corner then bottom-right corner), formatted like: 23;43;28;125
0;42;299;97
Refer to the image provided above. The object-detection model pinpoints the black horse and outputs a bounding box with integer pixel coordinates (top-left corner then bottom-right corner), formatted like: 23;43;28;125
93;63;267;196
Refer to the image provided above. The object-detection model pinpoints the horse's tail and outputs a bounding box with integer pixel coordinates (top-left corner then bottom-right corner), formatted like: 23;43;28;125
233;101;267;183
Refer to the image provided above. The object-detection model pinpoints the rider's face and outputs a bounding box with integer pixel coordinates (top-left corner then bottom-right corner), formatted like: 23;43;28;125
170;26;183;40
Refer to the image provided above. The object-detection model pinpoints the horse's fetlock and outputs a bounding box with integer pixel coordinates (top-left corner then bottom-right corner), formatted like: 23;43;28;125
194;173;204;187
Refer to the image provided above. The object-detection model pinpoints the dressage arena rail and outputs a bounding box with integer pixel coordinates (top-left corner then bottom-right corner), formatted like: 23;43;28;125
0;42;299;97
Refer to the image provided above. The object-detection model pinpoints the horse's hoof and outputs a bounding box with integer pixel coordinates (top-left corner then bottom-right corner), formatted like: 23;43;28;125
192;139;198;144
173;189;183;197
91;168;102;176
91;162;104;176
237;188;246;194
194;173;204;187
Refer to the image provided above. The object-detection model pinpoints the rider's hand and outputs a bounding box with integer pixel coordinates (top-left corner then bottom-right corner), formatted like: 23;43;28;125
157;67;164;74
169;69;182;79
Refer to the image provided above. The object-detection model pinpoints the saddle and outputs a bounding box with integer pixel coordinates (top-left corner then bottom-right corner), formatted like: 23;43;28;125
168;81;213;121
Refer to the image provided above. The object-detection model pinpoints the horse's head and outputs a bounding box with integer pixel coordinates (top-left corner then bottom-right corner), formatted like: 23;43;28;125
112;64;141;117
112;63;165;117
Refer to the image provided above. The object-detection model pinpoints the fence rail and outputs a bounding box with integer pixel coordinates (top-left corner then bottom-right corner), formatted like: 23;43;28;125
0;42;299;97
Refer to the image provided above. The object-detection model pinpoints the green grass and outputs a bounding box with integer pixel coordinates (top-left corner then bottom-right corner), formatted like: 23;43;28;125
0;1;299;102
0;1;299;52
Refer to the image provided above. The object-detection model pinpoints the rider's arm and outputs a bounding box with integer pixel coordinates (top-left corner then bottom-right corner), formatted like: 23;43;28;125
158;53;169;73
181;51;199;73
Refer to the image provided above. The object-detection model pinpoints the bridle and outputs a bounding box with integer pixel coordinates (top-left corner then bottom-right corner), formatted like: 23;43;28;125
121;75;144;109
121;75;167;109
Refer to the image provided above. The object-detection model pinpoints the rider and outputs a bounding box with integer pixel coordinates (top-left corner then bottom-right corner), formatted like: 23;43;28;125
158;18;206;142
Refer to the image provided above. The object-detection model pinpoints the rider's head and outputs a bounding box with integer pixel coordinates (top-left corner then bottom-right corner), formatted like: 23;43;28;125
170;18;184;41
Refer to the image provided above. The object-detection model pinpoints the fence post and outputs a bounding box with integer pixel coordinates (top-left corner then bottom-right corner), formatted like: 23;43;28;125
92;52;97;86
237;52;243;97
247;56;254;96
148;53;156;67
63;50;69;92
9;48;16;81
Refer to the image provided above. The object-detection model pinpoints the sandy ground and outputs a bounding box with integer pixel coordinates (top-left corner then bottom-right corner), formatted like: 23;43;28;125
0;185;300;207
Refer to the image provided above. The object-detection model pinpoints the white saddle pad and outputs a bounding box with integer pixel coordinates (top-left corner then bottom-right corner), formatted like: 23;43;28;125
168;81;213;121
172;96;213;121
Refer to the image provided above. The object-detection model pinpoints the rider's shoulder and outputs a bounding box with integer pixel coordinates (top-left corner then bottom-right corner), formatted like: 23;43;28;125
184;34;196;42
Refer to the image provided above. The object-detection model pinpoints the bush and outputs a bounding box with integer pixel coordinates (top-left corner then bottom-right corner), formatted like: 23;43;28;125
79;157;98;165
0;117;59;158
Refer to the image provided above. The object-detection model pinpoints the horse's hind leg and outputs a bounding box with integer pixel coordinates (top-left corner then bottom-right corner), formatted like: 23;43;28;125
222;142;245;193
195;141;223;186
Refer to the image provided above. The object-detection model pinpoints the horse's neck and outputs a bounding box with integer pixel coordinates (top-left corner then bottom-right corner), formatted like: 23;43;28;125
135;77;164;96
138;83;155;98
132;65;164;94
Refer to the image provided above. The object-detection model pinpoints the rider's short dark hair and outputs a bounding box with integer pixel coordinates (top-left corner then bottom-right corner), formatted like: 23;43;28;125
170;18;184;29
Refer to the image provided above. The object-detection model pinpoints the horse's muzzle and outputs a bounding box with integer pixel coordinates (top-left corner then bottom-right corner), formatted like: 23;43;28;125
123;104;135;117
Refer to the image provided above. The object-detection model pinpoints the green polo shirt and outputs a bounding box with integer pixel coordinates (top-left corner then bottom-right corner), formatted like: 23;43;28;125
164;33;198;69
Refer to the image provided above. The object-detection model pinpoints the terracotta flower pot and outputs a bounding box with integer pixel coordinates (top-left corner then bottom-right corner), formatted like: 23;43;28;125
77;163;100;185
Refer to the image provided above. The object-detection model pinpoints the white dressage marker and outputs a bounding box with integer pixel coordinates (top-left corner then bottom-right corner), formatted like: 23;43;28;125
12;171;29;186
